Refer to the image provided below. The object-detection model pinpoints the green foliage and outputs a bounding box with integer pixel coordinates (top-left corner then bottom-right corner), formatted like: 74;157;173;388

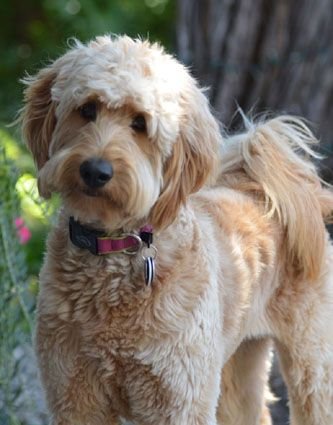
0;146;33;424
0;129;53;277
0;129;56;424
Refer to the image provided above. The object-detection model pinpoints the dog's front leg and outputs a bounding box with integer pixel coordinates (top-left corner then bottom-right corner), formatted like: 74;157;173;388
123;342;223;425
35;318;119;425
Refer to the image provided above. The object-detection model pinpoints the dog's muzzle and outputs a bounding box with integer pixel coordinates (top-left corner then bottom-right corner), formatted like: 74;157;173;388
80;158;113;189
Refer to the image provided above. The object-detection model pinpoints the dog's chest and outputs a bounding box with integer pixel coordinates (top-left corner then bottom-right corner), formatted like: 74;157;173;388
76;283;167;418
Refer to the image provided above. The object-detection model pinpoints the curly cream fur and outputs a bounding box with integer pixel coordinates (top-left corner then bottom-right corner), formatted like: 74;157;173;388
22;35;333;425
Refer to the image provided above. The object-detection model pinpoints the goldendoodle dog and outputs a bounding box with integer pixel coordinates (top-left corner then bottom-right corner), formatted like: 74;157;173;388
22;35;333;425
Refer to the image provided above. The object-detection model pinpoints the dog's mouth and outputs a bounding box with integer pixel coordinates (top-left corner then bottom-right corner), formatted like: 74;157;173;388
82;188;100;197
80;187;117;205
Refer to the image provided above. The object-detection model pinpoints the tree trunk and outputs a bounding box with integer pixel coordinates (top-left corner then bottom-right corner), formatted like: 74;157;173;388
176;0;333;154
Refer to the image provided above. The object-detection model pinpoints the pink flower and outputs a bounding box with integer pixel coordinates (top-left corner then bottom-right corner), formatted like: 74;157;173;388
14;217;32;244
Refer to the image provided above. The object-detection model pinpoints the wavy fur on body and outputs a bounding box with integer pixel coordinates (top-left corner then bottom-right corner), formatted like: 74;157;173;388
21;36;333;425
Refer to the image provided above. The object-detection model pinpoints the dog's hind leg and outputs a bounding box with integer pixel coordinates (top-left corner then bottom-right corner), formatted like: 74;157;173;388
271;244;333;425
217;338;273;425
274;334;333;425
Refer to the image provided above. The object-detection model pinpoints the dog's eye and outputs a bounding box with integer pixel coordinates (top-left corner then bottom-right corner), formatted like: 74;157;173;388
131;114;146;133
79;102;97;121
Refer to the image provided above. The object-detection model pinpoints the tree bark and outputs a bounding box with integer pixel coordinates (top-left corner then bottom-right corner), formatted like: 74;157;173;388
176;0;333;154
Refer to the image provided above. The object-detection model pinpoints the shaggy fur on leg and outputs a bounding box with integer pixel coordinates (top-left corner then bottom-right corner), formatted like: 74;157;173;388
21;35;333;425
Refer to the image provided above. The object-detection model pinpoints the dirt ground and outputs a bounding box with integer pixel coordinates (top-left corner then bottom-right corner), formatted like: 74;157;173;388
270;354;289;425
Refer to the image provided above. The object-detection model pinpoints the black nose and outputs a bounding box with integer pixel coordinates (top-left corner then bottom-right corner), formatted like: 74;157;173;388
80;158;113;189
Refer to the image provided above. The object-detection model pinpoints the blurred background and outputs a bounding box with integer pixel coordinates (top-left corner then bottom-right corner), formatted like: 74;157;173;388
1;1;332;424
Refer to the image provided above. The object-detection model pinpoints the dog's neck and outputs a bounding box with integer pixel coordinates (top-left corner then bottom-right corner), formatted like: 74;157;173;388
64;212;156;286
48;205;198;291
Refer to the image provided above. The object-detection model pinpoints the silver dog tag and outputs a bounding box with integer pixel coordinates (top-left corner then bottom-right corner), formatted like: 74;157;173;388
144;256;155;286
141;244;157;286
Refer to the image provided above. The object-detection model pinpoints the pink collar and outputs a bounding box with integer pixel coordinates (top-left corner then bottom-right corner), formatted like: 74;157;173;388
69;216;153;255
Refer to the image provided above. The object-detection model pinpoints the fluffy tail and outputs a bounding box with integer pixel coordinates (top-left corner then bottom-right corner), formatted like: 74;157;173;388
220;115;333;281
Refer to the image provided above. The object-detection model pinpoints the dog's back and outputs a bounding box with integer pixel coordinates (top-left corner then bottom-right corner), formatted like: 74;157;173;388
218;115;333;281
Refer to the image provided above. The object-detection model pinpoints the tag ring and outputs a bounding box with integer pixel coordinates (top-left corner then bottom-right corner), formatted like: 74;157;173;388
141;245;157;260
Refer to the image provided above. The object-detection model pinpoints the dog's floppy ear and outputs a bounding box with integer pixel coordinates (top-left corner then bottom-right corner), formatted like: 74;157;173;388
21;67;57;170
150;84;221;229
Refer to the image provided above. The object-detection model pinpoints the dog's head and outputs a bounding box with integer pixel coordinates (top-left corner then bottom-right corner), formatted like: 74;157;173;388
22;36;221;231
